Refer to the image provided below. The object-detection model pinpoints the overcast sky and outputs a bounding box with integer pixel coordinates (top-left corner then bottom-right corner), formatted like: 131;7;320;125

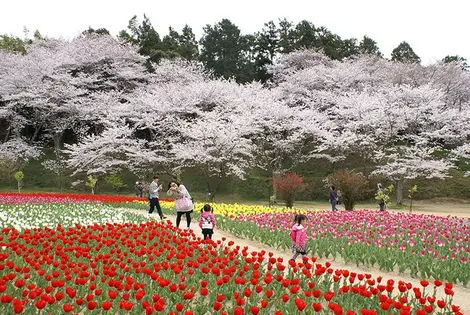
1;0;469;63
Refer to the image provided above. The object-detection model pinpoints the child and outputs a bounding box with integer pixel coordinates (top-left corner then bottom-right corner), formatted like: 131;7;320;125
289;214;308;261
199;204;216;240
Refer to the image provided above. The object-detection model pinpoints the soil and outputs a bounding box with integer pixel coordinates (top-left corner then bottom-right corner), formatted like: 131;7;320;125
119;208;470;313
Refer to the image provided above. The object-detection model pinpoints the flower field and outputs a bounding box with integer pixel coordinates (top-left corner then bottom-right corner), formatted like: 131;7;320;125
0;194;465;314
0;203;147;231
168;203;469;286
0;192;171;205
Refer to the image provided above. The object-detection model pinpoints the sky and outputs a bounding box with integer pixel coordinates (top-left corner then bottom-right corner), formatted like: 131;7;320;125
1;0;469;63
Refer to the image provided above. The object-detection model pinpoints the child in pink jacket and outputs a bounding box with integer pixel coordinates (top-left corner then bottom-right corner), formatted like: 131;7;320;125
290;214;308;261
199;204;216;240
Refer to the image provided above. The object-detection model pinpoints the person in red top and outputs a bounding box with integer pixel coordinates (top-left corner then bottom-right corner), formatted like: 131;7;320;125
199;204;216;240
290;214;308;261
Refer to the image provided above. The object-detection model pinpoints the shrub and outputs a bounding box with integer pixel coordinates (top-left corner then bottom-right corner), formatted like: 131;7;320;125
408;184;418;213
85;176;98;195
375;184;394;208
14;171;24;193
272;172;308;208
326;170;368;210
105;174;127;193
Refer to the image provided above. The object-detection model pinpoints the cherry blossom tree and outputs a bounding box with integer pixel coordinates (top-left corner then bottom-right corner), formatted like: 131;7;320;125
0;35;148;154
452;144;470;177
62;59;212;184
271;51;469;204
0;138;41;182
149;77;266;198
64;125;141;178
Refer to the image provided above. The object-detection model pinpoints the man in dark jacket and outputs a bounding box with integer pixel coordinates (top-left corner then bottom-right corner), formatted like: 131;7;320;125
329;186;339;211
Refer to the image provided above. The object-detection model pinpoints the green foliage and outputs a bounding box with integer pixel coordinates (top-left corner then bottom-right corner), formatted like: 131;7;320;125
162;25;199;60
85;175;98;194
442;55;468;70
199;19;255;83
82;27;110;36
391;41;421;63
277;18;296;54
358;35;383;57
14;171;24;182
3;150;470;201
408;184;418;213
14;171;24;193
252;21;278;82
235;174;271;200
114;15;387;83
0;34;26;54
375;184;394;205
269;195;276;207
119;15;199;65
105;174;127;192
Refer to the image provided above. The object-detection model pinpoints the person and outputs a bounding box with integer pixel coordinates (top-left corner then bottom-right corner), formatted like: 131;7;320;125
148;176;166;220
377;183;386;212
167;182;194;229
135;182;143;198
329;186;339;211
199;204;216;240
289;214;308;261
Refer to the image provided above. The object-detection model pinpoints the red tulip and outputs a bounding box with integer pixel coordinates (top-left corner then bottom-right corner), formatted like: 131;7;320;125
102;301;112;311
295;298;307;311
62;304;73;313
176;303;184;312
437;299;446;309
281;294;289;303
234;307;244;315
213;301;223;311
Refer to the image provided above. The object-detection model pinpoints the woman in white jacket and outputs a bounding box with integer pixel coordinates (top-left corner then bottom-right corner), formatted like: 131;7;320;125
167;182;194;229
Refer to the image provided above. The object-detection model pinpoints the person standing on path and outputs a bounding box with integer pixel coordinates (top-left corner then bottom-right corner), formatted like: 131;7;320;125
329;186;339;211
199;204;216;240
148;176;166;220
290;214;308;261
167;182;194;229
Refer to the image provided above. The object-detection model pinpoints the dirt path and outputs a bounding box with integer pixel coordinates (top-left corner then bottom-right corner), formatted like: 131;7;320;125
120;208;470;313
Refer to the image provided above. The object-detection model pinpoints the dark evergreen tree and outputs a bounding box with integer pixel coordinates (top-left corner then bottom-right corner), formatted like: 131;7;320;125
391;41;421;63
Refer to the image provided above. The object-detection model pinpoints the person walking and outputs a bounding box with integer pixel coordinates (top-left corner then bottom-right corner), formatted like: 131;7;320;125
167;182;194;229
329;186;339;211
289;214;308;261
199;204;216;240
148;176;166;220
135;182;143;198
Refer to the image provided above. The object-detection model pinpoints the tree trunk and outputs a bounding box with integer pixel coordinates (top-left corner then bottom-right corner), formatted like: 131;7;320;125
53;133;63;154
396;180;404;205
30;124;43;143
4;127;11;143
272;169;282;200
206;175;224;203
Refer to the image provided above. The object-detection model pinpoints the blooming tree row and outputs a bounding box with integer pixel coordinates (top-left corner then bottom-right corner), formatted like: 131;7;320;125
271;51;470;202
1;36;470;199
